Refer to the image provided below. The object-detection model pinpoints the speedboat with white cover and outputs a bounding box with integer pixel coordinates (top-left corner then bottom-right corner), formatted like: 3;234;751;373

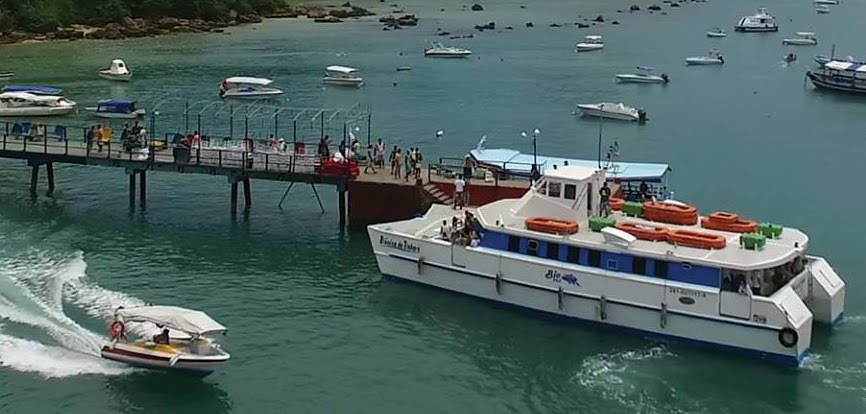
368;165;846;366
685;49;725;65
575;102;647;122
101;305;230;376
706;27;726;38
98;59;132;81
615;66;669;84
1;85;64;96
735;8;778;32
323;65;364;86
0;92;76;116
576;35;604;52
815;5;830;13
424;43;472;58
86;99;146;119
219;77;285;98
783;32;818;46
813;0;838;4
807;60;866;94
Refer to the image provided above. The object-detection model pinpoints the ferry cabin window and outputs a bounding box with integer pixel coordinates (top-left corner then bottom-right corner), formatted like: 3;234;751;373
546;242;560;260
607;259;619;271
527;239;539;256
548;182;562;198
654;260;668;279
564;184;577;200
567;246;581;263
588;250;602;268
507;235;520;253
633;257;647;276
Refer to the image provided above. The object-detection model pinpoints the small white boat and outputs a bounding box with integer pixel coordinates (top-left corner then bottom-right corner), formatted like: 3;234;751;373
576;102;647;122
0;92;76;117
323;65;364;87
685;49;725;65
576;35;604;52
98;59;132;81
86;99;146;119
0;72;13;81
706;27;727;38
615;66;669;84
100;305;230;376
783;32;818;46
735;8;778;32
816;5;831;13
424;43;472;58
219;77;285;99
813;0;838;5
1;85;64;96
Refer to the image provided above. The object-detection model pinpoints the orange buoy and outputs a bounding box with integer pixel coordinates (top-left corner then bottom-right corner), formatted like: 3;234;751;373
643;201;699;225
525;217;579;235
610;197;625;211
667;229;727;249
708;211;739;224
615;222;669;241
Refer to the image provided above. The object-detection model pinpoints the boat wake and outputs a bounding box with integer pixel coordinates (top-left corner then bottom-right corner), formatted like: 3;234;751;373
0;250;139;378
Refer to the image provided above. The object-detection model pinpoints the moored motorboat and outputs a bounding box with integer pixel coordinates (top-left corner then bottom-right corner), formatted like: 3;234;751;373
806;60;866;94
813;0;838;4
424;42;472;58
323;65;364;87
735;7;778;32
219;77;285;99
815;5;831;13
706;27;727;37
86;99;146;119
100;305;230;376
783;32;818;46
615;66;669;84
0;92;76;117
98;59;132;81
576;35;604;52
576;102;647;122
685;49;724;65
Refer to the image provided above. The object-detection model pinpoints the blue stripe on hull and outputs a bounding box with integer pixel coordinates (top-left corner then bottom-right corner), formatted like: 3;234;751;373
381;273;807;367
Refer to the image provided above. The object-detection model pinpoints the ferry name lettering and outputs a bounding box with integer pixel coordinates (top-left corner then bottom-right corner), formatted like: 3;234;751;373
545;270;579;286
668;286;706;298
379;235;421;254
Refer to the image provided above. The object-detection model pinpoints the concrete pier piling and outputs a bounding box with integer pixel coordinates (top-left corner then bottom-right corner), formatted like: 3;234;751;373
29;165;39;197
139;170;147;209
46;163;55;195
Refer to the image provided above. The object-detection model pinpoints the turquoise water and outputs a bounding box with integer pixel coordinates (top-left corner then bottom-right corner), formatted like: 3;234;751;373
1;0;865;412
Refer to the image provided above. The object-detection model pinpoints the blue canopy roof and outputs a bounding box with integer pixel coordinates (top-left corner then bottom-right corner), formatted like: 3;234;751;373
1;85;64;95
470;148;670;182
96;99;136;113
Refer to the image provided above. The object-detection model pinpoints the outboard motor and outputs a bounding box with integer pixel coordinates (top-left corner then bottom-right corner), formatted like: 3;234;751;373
718;55;725;64
661;73;669;83
638;109;648;124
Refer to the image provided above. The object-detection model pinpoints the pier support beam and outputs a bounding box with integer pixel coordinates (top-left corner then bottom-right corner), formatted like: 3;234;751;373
29;166;39;197
338;188;346;229
242;177;251;211
128;172;136;210
46;163;55;195
139;170;147;209
230;181;239;215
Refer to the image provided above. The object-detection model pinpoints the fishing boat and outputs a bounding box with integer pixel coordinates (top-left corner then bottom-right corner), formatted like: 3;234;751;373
86;99;146;119
100;305;230;376
735;8;778;32
615;66;669;84
576;35;604;52
813;0;838;4
98;59;132;81
576;102;647;122
685;49;725;65
807;60;866;94
424;43;472;58
816;5;831;13
706;27;727;38
0;92;76;117
1;85;64;96
323;65;364;87
219;77;285;99
783;32;818;46
368;165;846;366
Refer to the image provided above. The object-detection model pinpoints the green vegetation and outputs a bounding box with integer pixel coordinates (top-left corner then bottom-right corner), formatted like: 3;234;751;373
0;0;287;33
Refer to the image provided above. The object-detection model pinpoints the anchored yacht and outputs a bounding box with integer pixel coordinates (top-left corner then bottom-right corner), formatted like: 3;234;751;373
368;166;845;366
735;8;778;32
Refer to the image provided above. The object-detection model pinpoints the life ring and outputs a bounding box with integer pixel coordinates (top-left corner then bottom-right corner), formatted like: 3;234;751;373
778;327;798;348
109;320;125;341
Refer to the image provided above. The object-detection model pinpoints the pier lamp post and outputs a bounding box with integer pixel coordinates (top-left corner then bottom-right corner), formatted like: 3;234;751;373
597;104;605;169
523;128;540;183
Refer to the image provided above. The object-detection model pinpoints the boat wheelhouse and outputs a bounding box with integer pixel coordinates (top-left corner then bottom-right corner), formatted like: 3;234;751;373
99;59;132;81
807;60;866;94
735;8;778;32
368;165;845;366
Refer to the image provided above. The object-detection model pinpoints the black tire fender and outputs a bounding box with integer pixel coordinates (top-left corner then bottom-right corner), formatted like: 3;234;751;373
778;327;798;348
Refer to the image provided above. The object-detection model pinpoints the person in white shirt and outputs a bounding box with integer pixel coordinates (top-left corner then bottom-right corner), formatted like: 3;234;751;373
454;175;466;210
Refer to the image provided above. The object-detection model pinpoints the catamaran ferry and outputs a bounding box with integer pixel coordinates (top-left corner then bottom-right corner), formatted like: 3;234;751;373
368;166;845;365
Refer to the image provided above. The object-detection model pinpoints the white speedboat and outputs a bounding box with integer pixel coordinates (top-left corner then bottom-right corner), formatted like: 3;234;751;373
98;59;132;81
735;8;778;32
0;72;13;81
685;49;725;65
368;165;846;366
220;77;285;99
1;85;64;96
0;92;76;117
813;0;838;4
100;305;230;376
706;27;727;38
816;5;831;13
615;66;669;84
323;65;364;87
86;99;146;119
576;102;647;122
576;35;604;52
783;32;818;46
424;43;472;58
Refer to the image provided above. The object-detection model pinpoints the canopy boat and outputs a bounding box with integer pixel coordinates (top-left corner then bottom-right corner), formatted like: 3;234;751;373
576;102;647;122
100;305;230;376
735;7;778;32
219;77;285;99
813;0;838;4
323;65;364;87
576;35;604;52
0;92;76;117
816;5;831;13
686;49;724;65
1;85;64;96
807;60;866;94
368;164;846;366
783;32;818;46
706;27;727;38
87;99;146;119
424;43;472;58
615;66;669;84
98;59;131;81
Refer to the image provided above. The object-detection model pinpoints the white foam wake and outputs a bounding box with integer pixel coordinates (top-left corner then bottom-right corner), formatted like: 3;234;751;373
0;332;134;378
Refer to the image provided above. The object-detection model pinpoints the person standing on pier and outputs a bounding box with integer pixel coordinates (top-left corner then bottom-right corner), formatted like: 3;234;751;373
404;150;413;182
414;148;423;179
376;139;385;168
87;126;97;152
364;145;376;174
454;174;466;210
393;148;402;179
389;145;397;175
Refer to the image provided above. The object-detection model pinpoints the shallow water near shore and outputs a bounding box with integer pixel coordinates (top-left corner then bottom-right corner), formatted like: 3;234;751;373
1;0;865;412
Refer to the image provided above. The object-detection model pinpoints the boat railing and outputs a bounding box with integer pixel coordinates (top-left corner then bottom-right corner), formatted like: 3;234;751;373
428;156;537;187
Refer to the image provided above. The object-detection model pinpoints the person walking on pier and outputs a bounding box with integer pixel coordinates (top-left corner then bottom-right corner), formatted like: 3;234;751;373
404;150;413;182
454;174;466;210
364;145;376;174
414;149;423;179
376;139;385;168
87;126;97;152
393;148;402;179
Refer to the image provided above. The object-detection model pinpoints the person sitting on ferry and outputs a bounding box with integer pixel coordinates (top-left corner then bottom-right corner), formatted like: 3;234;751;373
639;181;650;201
440;220;452;241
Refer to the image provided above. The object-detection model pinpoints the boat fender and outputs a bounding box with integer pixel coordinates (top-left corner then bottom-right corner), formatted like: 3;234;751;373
109;320;125;341
495;272;502;294
417;256;425;274
599;296;607;320
557;286;564;310
778;327;798;348
660;302;667;329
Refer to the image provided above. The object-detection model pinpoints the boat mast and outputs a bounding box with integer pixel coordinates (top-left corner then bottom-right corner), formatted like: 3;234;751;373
597;104;604;168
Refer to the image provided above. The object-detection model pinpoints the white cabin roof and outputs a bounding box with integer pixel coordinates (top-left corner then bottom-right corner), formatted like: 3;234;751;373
326;65;358;74
542;165;600;181
225;76;273;86
117;306;227;336
824;61;866;72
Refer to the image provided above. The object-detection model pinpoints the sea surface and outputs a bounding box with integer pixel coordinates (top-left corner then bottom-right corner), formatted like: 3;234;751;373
1;0;864;412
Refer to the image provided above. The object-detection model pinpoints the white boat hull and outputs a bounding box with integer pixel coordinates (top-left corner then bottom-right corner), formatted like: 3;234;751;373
576;44;604;52
615;74;667;84
91;108;147;119
0;73;13;80
424;52;472;58
813;0;838;4
576;104;640;121
368;226;825;365
0;106;76;117
221;89;285;99
816;8;830;13
706;32;727;38
100;343;229;376
99;71;132;82
783;39;818;46
685;57;723;65
323;77;364;87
